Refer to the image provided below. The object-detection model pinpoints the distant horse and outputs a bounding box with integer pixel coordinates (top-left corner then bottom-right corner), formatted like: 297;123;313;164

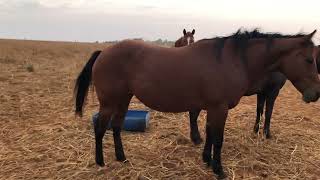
188;45;320;144
174;29;203;144
175;29;195;47
74;29;319;178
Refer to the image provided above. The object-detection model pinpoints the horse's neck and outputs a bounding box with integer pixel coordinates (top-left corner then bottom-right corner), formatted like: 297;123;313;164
245;38;298;82
313;47;320;60
174;38;182;47
175;37;186;47
245;48;279;85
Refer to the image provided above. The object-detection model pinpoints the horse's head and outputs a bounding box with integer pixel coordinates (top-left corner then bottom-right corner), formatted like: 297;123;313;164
182;29;195;45
275;30;320;103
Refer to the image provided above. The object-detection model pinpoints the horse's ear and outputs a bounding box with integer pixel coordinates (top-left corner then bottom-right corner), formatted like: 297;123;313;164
299;30;317;47
192;29;195;35
305;29;317;40
183;29;187;36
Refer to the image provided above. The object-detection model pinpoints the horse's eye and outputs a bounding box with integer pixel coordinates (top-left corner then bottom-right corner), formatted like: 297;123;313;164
306;58;313;64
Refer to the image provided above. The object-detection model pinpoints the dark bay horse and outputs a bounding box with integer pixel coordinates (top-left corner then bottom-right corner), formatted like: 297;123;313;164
74;29;319;178
188;45;320;144
252;46;320;137
174;29;195;47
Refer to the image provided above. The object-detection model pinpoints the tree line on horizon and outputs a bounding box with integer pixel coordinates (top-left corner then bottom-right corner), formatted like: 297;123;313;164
101;38;175;46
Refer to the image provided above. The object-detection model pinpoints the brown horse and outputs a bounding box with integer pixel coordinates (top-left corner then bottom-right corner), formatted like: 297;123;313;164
174;29;195;47
74;29;319;178
188;45;320;144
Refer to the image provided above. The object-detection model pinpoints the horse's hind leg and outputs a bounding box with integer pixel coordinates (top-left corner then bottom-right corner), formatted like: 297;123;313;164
189;109;202;145
111;94;133;161
94;106;113;166
264;89;280;139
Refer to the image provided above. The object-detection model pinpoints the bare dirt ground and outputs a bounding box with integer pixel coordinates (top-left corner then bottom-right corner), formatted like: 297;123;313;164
0;39;319;180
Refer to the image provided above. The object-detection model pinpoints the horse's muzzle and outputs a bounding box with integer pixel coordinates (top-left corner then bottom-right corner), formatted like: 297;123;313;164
303;89;320;103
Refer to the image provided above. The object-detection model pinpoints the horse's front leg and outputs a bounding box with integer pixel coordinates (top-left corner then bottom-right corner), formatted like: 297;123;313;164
203;104;228;179
254;93;265;134
189;109;202;145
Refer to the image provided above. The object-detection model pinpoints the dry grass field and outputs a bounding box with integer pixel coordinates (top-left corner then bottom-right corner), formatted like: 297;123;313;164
0;39;319;179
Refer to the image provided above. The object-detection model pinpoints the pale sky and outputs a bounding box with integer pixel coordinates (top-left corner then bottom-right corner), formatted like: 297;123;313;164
1;0;320;43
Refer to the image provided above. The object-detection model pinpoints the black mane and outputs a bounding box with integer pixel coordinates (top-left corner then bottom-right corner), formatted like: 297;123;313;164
230;28;306;39
199;28;313;63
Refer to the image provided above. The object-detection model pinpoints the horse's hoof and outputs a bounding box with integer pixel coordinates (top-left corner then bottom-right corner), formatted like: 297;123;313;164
116;153;126;162
202;152;211;167
254;124;260;134
96;160;105;167
211;160;225;179
191;137;203;145
217;172;227;179
264;130;272;139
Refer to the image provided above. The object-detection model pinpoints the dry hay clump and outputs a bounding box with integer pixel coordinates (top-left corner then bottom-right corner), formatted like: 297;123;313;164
0;39;319;180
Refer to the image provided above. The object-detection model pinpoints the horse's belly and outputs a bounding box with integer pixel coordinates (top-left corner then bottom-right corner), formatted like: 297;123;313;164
129;72;205;112
133;90;204;113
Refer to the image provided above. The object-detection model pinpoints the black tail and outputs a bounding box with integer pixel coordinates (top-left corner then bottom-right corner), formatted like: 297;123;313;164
74;50;102;117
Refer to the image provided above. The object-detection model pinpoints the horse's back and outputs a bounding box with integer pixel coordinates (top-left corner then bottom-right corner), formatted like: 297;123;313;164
92;39;183;85
94;40;155;68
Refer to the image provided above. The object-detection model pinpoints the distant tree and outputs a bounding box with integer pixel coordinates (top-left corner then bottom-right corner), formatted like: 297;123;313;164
155;38;163;44
133;38;143;41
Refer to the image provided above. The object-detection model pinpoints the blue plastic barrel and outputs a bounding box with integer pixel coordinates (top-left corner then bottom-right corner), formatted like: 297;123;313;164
92;110;150;132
